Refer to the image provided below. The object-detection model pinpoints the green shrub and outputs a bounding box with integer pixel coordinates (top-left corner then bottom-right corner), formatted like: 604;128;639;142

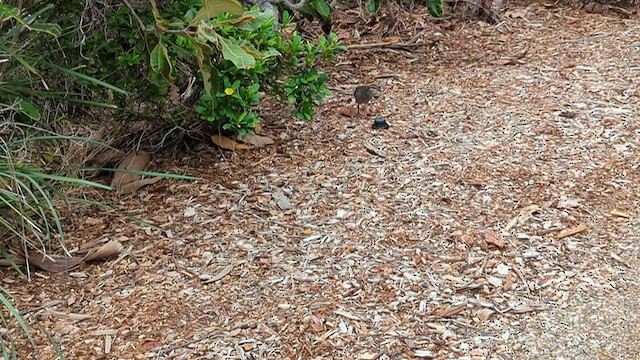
70;1;343;135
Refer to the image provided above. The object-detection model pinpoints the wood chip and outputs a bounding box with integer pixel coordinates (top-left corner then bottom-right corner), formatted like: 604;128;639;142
484;230;506;248
272;190;293;210
610;209;631;218
201;264;234;284
556;224;588;239
45;309;91;321
334;309;362;321
364;142;386;158
9;10;640;359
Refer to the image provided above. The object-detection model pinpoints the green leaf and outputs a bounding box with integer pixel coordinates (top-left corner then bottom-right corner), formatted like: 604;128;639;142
5;95;41;120
239;43;262;59
365;0;380;14
150;41;173;78
84;168;200;180
218;37;255;69
27;22;62;37
235;10;274;31
427;0;444;17
7;51;40;76
17;99;40;120
313;0;332;20
0;292;36;350
198;24;219;44
0;5;61;38
190;0;244;25
261;48;282;59
194;44;219;103
200;61;213;99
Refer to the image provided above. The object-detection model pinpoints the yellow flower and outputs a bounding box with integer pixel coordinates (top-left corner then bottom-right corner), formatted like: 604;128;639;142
224;88;234;95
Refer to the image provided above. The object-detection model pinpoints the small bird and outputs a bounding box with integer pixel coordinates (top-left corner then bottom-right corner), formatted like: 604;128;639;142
354;85;381;115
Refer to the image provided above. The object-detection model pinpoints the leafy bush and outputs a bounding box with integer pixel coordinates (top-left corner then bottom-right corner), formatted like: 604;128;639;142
74;1;346;137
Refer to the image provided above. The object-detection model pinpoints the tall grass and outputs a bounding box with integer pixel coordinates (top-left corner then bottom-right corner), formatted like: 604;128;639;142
0;3;112;358
1;2;200;357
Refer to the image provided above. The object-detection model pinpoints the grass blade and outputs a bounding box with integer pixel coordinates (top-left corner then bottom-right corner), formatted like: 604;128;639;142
0;290;36;350
85;167;200;180
53;66;128;95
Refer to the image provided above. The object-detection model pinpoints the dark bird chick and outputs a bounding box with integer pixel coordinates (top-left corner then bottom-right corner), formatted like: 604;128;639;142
354;85;381;115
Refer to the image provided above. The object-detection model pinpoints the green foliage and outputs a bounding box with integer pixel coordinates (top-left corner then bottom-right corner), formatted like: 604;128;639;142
0;2;127;120
427;0;444;17
0;3;60;120
358;0;444;17
285;68;329;121
81;5;159;104
188;9;285;133
128;4;344;134
196;78;261;138
280;33;344;120
300;0;332;20
71;1;345;135
0;134;112;258
191;0;245;23
366;0;382;15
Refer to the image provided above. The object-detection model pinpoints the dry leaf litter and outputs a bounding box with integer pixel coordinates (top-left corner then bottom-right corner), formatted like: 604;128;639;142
2;4;640;359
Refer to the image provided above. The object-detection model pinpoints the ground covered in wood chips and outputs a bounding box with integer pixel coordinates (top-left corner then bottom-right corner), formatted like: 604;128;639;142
4;3;640;359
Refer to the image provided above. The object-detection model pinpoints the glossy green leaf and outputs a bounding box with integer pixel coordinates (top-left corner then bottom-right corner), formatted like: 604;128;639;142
194;45;219;102
427;0;444;17
235;10;274;31
310;0;331;20
150;41;173;78
190;0;244;25
198;24;219;44
218;37;255;69
366;0;380;15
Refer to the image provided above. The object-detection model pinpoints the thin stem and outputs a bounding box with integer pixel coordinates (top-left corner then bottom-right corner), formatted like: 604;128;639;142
122;0;156;34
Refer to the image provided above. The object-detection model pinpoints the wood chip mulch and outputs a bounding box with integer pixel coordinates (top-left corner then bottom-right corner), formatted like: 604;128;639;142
2;3;640;359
